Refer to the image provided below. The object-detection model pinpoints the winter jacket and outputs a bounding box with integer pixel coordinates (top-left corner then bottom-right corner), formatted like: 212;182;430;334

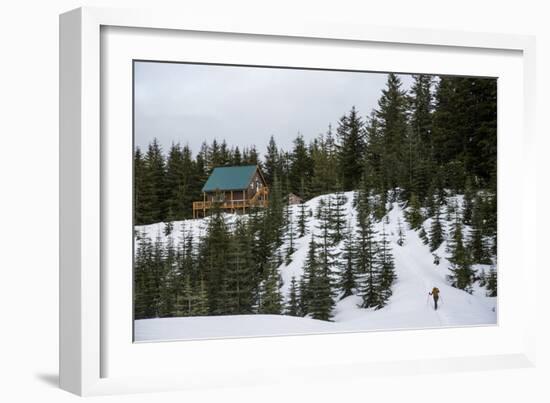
430;287;440;298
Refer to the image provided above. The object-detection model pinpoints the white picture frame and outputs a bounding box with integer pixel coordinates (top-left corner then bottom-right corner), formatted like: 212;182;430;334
59;6;537;396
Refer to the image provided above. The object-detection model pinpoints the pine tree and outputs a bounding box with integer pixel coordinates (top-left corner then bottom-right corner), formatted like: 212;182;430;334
297;201;310;238
429;204;444;251
405;193;423;230
374;73;409;189
336;107;365;190
286;276;300;316
284;203;297;264
134;232;155;319
223;219;255;314
355;196;379;309
142;139;167;224
330;183;348;245
134;147;148;225
311;197;338;320
376;224;396;308
407;74;434;201
300;234;319;316
469;195;491;264
446;211;474;293
289;134;313;195
486;268;497;297
258;259;283;315
199;201;231;314
338;221;357;299
264;135;280;185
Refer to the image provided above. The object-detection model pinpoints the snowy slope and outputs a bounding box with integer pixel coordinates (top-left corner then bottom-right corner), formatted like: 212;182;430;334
135;192;497;342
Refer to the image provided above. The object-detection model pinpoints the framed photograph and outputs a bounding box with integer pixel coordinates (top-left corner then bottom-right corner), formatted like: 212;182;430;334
60;7;537;396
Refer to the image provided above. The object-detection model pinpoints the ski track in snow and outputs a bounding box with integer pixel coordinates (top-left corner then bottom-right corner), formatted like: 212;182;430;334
135;192;497;342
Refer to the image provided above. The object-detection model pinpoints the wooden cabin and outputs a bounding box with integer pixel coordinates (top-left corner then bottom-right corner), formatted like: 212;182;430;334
288;193;303;205
192;165;269;218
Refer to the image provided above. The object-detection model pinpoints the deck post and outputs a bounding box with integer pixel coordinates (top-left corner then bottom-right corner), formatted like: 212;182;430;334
203;192;206;217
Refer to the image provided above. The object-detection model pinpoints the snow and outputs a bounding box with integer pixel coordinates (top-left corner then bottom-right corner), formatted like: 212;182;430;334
134;192;497;343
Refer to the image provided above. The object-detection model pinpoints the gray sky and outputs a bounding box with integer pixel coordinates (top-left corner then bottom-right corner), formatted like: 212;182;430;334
134;62;414;157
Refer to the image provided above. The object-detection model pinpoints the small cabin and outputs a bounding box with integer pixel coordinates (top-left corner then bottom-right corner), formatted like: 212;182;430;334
192;165;269;218
288;193;303;205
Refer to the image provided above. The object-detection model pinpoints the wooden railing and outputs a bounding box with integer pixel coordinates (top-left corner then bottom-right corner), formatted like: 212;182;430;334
192;199;268;211
192;187;269;218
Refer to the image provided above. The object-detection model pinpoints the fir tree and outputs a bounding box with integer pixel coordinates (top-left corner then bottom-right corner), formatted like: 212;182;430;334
354;196;379;309
429;204;444;251
284;203;297;264
297;202;310;238
330;183;348;245
286;276;300;316
469;195;492;264
374;73;409;189
446;211;474;293
289;134;313;195
300;234;319;316
224;219;255;314
258;259;283;315
486;268;497;297
405;193;423;230
338;221;357;299
336;106;365;190
264;135;280;185
376;224;396;308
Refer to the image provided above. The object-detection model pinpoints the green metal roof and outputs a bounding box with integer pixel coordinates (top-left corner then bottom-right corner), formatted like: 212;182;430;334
202;165;259;192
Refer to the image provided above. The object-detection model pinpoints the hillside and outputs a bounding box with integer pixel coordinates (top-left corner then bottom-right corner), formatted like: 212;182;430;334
134;191;497;342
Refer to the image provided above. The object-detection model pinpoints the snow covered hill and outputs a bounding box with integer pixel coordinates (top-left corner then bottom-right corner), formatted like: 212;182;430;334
134;192;497;342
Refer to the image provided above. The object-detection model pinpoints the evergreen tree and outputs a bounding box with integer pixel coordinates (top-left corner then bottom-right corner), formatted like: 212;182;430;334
405;193;423;230
310;127;338;194
486;268;497;297
223;219;255;314
289;134;313;195
311;197;338;320
329;183;348;245
376;224;396;308
429;204;444;251
336;107;365;190
199;200;231;314
258;259;283;315
407;74;434;200
446;211;474;292
297;201;310;238
338;221;357;299
284;203;297;264
300;234;319;316
374;73;409;189
354;196;379;309
264;135;280;185
469;195;492;264
286;276;300;316
134;147;148;225
142;139;167;224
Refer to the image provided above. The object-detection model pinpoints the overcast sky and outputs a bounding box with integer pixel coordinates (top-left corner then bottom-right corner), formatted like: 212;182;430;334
134;61;415;157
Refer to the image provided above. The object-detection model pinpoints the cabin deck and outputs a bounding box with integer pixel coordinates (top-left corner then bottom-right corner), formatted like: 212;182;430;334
192;187;269;218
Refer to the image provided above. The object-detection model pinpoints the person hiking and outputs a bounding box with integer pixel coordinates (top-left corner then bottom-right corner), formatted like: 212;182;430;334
429;287;440;310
